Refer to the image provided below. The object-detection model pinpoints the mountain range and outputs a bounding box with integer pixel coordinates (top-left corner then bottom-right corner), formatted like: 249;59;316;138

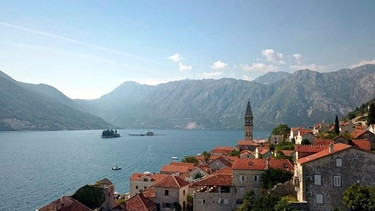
1;64;375;131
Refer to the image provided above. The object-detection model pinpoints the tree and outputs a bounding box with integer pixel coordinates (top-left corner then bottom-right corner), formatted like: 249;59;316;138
261;168;293;190
367;103;375;126
334;115;340;135
202;151;211;163
271;124;290;138
72;185;105;209
301;139;310;145
343;183;375;211
236;191;255;211
181;156;199;165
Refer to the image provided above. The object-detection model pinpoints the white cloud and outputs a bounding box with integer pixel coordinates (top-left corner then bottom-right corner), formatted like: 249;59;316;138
242;74;253;81
289;64;328;72
179;62;192;71
241;62;278;72
201;71;223;77
168;53;182;62
293;54;303;64
350;59;375;68
261;49;285;64
211;60;228;70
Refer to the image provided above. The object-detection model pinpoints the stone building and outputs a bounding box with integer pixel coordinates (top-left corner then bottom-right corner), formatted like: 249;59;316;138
294;143;375;210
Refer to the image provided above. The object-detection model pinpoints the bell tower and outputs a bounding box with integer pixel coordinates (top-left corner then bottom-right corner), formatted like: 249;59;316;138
244;100;253;141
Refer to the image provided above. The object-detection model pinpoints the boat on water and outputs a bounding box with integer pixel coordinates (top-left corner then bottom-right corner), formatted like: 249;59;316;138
112;165;122;170
101;129;120;138
129;130;154;136
171;156;178;160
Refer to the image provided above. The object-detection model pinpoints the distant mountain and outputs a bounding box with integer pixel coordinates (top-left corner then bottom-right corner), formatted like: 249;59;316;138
2;64;375;131
0;71;112;130
76;64;375;130
254;71;291;84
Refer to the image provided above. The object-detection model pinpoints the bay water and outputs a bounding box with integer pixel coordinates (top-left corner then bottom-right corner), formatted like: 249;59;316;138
0;129;269;211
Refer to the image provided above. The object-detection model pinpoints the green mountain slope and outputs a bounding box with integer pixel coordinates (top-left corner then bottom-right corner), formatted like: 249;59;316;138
77;64;375;130
0;71;112;130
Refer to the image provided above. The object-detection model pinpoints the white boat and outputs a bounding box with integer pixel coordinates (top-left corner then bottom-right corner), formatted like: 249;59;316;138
112;165;122;170
171;156;178;160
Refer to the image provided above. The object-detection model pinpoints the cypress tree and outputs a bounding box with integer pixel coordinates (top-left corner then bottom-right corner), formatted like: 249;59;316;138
334;115;340;135
368;103;375;126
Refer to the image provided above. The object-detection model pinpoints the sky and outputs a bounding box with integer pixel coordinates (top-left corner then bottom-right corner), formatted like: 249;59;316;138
1;1;375;99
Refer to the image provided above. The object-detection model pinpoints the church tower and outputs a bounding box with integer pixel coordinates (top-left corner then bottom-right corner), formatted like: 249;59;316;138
244;100;253;141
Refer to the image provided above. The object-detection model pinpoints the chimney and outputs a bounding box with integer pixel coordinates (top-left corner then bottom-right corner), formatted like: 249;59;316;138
329;144;334;153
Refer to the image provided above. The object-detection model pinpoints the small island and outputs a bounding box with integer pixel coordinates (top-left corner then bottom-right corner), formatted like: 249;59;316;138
101;129;120;138
128;130;154;136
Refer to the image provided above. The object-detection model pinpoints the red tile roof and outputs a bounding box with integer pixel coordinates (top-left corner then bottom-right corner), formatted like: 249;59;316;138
237;140;260;146
38;196;92;211
269;159;294;172
351;139;371;151
153;175;190;188
313;138;334;145
232;158;266;170
160;165;190;174
170;162;195;170
350;129;367;138
210;146;234;154
298;143;352;164
192;174;232;187
212;166;232;175
124;193;156;211
280;150;294;157
295;145;328;153
208;156;233;168
130;173;167;183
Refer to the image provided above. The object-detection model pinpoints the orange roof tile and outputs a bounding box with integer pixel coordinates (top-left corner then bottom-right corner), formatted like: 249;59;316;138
212;166;232;175
269;159;294;172
351;139;371;151
153;175;190;188
130;173;167;183
280;150;294;157
314;138;334;145
232;158;266;170
295;145;328;153
192;174;232;187
38;196;92;211
170;162;195;170
350;129;367;138
237;140;260;146
208;156;233;167
210;146;234;154
298;143;351;164
124;193;156;211
160;165;190;174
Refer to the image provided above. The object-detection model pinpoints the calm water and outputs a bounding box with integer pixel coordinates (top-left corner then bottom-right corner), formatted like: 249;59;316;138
0;129;269;211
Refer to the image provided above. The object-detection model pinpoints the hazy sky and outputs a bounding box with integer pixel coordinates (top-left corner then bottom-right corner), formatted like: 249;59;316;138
1;1;375;99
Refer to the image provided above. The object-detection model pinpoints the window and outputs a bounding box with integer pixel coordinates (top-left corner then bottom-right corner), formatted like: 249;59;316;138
336;158;342;167
143;178;148;182
136;185;138;189
183;190;186;195
240;175;247;182
314;175;321;185
144;186;147;190
201;200;206;205
316;194;324;204
254;175;258;182
164;190;169;195
162;203;171;208
334;176;341;187
236;200;243;204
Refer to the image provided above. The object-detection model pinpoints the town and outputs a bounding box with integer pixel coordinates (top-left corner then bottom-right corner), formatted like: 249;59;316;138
37;101;375;211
